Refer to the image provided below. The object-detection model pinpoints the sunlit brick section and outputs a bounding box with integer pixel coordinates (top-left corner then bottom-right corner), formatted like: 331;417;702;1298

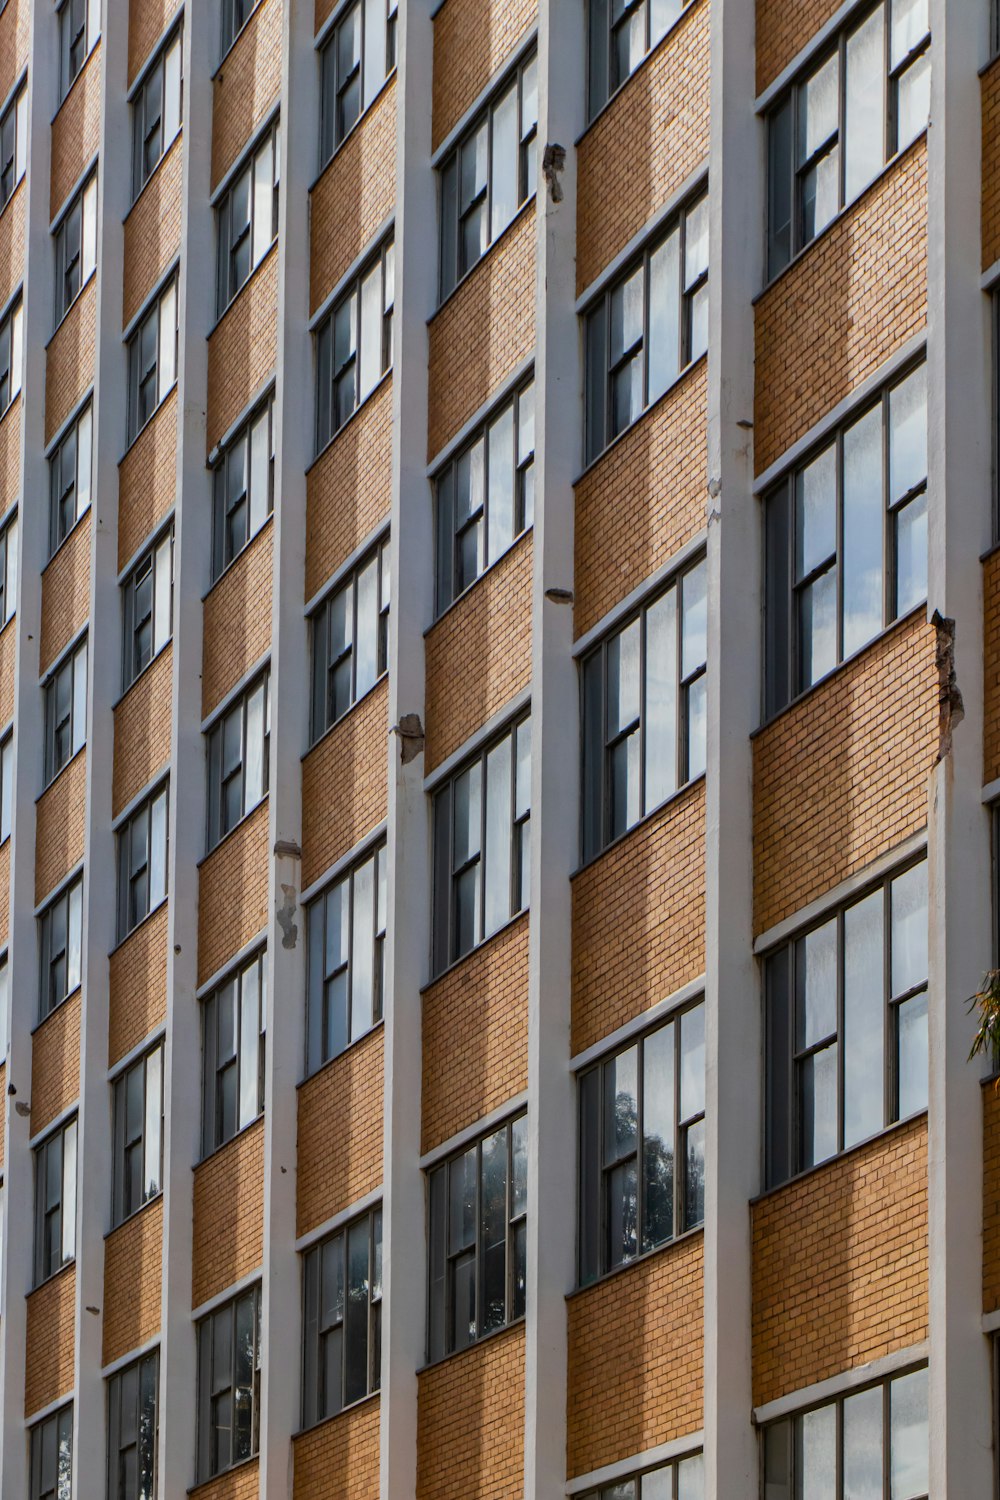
202;523;273;718
197;801;269;986
431;0;536;151
191;1117;265;1309
46;281;97;447
211;0;283;191
292;1398;380;1499
25;1267;76;1417
102;1198;163;1366
112;645;173;817
417;1323;525;1500
118;389;178;570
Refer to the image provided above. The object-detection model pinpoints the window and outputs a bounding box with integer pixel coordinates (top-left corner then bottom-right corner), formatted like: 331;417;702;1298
581;558;706;862
315;236;394;450
216;123;280;315
0;730;12;842
108;1351;158;1500
112;1043;163;1227
320;0;397;164
49;402;93;556
30;1405;73;1500
579;1001;705;1284
762;1366;928;1500
201;949;266;1157
581;1452;704;1500
59;0;98;100
588;0;696;119
39;876;83;1021
0;954;7;1061
0;83;27;209
0;509;17;627
34;1117;77;1284
44;636;87;785
221;0;254;53
127;277;177;443
196;1285;261;1482
206;671;270;849
427;1113;527;1361
117;784;168;940
435;379;534;613
54;172;97;323
764;362;927;718
302;1207;382;1427
439;52;537;300
132;27;183;200
765;860;928;1190
306;841;385;1073
767;0;931;279
0;293;23;414
432;714;531;976
212;396;273;580
122;528;173;690
310;539;389;743
585;190;707;463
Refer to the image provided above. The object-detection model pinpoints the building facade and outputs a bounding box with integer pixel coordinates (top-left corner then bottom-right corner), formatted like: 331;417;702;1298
0;0;993;1495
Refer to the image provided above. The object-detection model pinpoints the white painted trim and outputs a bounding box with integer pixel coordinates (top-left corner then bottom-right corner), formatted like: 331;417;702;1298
982;775;1000;805
429;29;539;170
303;518;392;617
191;1269;261;1324
24;1387;77;1429
106;1024;167;1084
422;687;532;791
754;0;870;113
570;977;706;1072
418;1092;529;1170
565;1432;705;1494
195;929;269;1001
200;651;271;733
752;1343;929;1425
572;531;709;658
299;820;388;908
308;214;395;333
427;355;535;474
294;1187;383;1253
575;161;709;312
100;1333;161;1379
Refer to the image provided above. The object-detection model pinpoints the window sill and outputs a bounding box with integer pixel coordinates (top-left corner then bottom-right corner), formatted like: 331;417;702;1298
120;378;179;464
293;1386;380;1441
189;1449;259;1497
427;525;533;635
106;1188;163;1240
309;72;397;193
30;1256;76;1297
210;238;279;339
308;367;393;476
422;908;530;993
575;0;702;145
567;1222;705;1302
38;742;87;804
298;1016;384;1092
198;792;269;870
572;771;706;880
203;511;274;604
47;268;97;350
31;984;82;1039
418;1312;525;1376
430;196;537;324
114;637;174;712
43;502;91;575
573;350;707;486
752;1108;929;1207
109;894;169;959
196;1109;265;1170
303;671;388;762
125;127;183;223
212;0;268;79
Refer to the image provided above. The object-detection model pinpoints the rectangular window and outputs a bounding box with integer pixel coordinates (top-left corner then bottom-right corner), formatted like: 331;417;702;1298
39;875;83;1021
0;83;27;209
306;840;386;1073
132;26;183;200
764;361;927;718
315;235;394;451
0;953;8;1061
432;713;531;976
211;395;274;580
767;0;931;280
34;1116;77;1285
765;859;928;1190
0;293;23;414
117;783;168;940
0;508;17;628
122;527;173;690
127;277;177;444
310;539;389;743
30;1404;73;1500
585;189;707;463
762;1366;928;1500
217;122;280;316
206;670;270;849
59;0;98;100
221;0;253;53
588;0;696;119
201;948;266;1157
579;1000;705;1285
581;557;706;862
196;1284;261;1482
0;731;12;842
301;1206;382;1427
54;172;97;323
112;1043;163;1227
439;51;537;301
581;1452;704;1500
435;379;534;613
44;636;87;785
49;402;93;556
427;1112;527;1361
108;1351;158;1500
320;0;396;165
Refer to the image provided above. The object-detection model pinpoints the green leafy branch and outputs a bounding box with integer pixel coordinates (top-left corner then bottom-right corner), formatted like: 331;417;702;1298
968;969;1000;1068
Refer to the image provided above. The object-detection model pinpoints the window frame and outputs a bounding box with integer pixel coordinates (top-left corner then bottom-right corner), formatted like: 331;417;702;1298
127;276;178;445
39;875;83;1022
315;234;394;452
0;730;12;845
579;1450;705;1500
54;171;97;326
116;782;169;942
301;1205;382;1428
319;0;397;166
211;395;274;581
201;948;267;1159
306;838;386;1075
195;1284;262;1483
33;1116;77;1287
131;24;183;203
586;0;697;122
30;1403;73;1500
122;525;174;691
0;507;17;629
206;670;271;851
58;0;97;102
0;292;23;415
216;121;280;317
0;82;27;211
43;636;88;786
0;953;8;1064
221;0;255;56
310;537;390;744
107;1350;159;1500
49;402;93;558
111;1042;164;1229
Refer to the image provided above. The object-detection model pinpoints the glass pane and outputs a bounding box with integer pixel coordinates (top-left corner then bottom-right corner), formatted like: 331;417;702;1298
647;229;680;403
344;1219;370;1403
355;555;379;698
484;735;513;938
604;1045;639;1163
684;197;709;290
77;406;92;514
799;568;838;687
764;1421;792;1500
351;854;375;1040
449;1147;477;1252
802;148;840;242
610;730;641;839
610;267;644;367
676;1453;704;1500
889;366;927;504
680;1004;705;1122
62;1122;77;1260
890;1367;928;1498
144;1048;162;1197
896;51;930;151
480;1128;507;1331
358;262;383;401
491;82;519;241
687;676;707;782
252;139;273;267
487;403;516;564
682;562;708;678
891;863;927;997
843;891;884;1150
239;963;260;1128
608;619;641;735
249;410;270;534
453;761;482;865
153;536;172;652
800;1042;838;1168
897;990;928;1120
842;404;884;658
607;1158;638;1266
797;919;838;1049
644;588;677;812
891;0;929;65
799;54;839;162
684;1117;705;1229
842;1384;884;1500
798;1403;836;1500
844;8;886;202
451;1249;476;1350
895;491;927;617
511;1115;528;1217
796;445;837;580
68;880;83;993
515;719;531;821
158;283;176;396
640;1467;672;1500
642;1023;675;1250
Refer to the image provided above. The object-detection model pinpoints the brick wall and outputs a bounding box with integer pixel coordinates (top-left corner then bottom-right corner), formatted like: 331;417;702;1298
306;382;391;602
311;80;396;316
0;617;16;727
752;612;938;936
190;1461;260;1500
50;42;101;219
566;1232;704;1478
431;0;536;151
46;281;96;447
123;136;183;330
103;1196;164;1365
574;361;707;639
983;1081;1000;1312
297;1026;383;1237
0;0;29;110
202;522;272;717
0;840;9;949
301;678;388;890
212;0;282;191
0;1062;5;1169
754;142;927;477
25;1265;76;1417
0;395;19;501
30;992;81;1137
128;0;180;87
421;914;529;1154
427;207;536;460
207;246;278;453
416;1322;525;1500
40;514;91;676
192;1117;265;1308
756;0;842;94
984;550;1000;784
119;390;177;570
293;1396;380;1499
572;779;705;1055
0;182;25;314
198;801;269;986
108;903;168;1068
985;61;1000;271
576;0;709;295
113;646;173;817
752;1116;928;1405
35;751;87;904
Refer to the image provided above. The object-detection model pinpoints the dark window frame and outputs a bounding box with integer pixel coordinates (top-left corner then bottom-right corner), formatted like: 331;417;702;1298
216;121;280;316
195;1284;262;1483
39;875;84;1022
54;171;97;325
315;234;394;452
579;1449;705;1500
127;277;178;445
30;1403;73;1500
49;402;93;558
33;1116;77;1286
131;24;183;202
122;525;174;691
301;1205;382;1428
59;0;94;101
44;636;87;786
310;537;390;744
201;948;266;1159
211;395;274;581
206;670;270;851
111;1042;164;1229
221;0;255;56
0;292;23;414
107;1349;159;1500
306;839;386;1075
116;783;169;941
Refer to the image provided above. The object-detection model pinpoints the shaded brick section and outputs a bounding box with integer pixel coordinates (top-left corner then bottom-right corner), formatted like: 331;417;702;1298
190;1462;259;1500
432;0;536;151
119;389;177;570
198;801;269;986
36;751;87;905
572;780;705;1055
0;396;19;502
0;182;26;314
103;1197;164;1365
306;380;391;602
40;514;91;676
756;0;843;93
566;1234;704;1478
983;1080;1000;1312
754;143;927;478
417;1322;525;1500
212;0;282;191
421;915;529;1154
297;1028;383;1237
25;1266;76;1417
109;904;168;1067
311;80;396;316
113;646;173;817
46;280;96;446
574;362;707;639
192;1118;264;1308
301;680;388;890
752;1117;928;1405
129;0;181;86
752;613;938;936
123;136;183;329
207;247;278;456
293;1397;380;1500
30;993;81;1137
0;0;29;110
202;523;272;717
0;841;9;950
0;618;16;728
51;42;101;219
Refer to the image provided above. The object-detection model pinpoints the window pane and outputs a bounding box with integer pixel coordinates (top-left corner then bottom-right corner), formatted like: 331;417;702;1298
487;404;516;564
77;407;92;515
802;146;840;248
605;1045;638;1162
800;1042;838;1169
891;863;927;996
68;880;83;993
889;366;927;504
239;962;260;1129
895;491;927;617
252;139;273;267
145;1049;162;1198
843;891;884;1150
355;555;379;698
797;919;837;1049
490;83;519;241
842;404;883;658
358;262;382;401
896;51;930;150
764;1420;792;1500
484;736;512;938
800;54;838;162
449;1147;477;1252
641;1023;675;1250
150;790;167;906
798;1403;836;1500
799;568;838;687
351;855;375;1040
453;762;482;866
897;990;928;1120
344;1219;370;1403
480;1128;507;1332
844;8;885;202
153;535;172;653
796;445;837;579
62;1122;77;1261
245;682;265;809
680;1004;705;1122
158;283;176;396
643;589;677;813
891;0;929;65
842;1384;884;1500
647;229;680;403
890;1367;928;1498
608;618;641;736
